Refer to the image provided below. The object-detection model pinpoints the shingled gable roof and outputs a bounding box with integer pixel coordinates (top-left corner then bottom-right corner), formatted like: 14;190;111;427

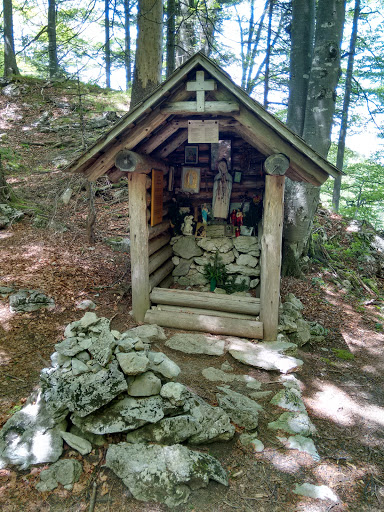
65;51;341;186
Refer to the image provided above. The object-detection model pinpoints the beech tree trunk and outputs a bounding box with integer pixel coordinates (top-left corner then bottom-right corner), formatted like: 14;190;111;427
283;0;346;276
131;0;163;107
333;0;360;212
48;0;58;78
3;0;20;77
286;0;315;136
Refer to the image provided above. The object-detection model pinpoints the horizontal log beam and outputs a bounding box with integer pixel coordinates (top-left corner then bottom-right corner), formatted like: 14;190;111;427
149;260;174;291
148;219;171;240
150;287;260;315
115;150;169;174
144;309;263;339
154;304;259;321
148;245;173;274
161;101;240;114
148;233;171;256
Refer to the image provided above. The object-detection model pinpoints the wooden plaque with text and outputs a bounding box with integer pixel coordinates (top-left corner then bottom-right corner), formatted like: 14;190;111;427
151;169;164;227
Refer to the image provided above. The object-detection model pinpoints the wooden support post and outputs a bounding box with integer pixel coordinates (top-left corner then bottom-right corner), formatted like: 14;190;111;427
128;172;150;322
259;154;289;340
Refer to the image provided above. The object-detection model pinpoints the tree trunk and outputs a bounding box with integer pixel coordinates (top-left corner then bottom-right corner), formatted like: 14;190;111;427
124;0;132;91
48;0;58;78
131;0;163;107
166;0;176;77
3;0;20;77
333;0;360;212
105;0;111;88
283;0;346;276
286;0;315;136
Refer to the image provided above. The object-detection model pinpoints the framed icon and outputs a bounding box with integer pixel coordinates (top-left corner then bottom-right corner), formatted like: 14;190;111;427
234;171;242;183
185;145;199;164
181;167;201;194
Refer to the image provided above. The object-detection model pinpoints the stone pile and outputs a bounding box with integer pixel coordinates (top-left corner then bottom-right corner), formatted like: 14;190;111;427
171;235;261;289
0;204;24;229
0;313;233;506
278;293;327;347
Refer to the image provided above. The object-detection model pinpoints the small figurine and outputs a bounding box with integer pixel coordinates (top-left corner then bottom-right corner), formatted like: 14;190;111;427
181;215;194;236
236;210;243;226
230;209;237;225
235;226;240;237
201;204;209;225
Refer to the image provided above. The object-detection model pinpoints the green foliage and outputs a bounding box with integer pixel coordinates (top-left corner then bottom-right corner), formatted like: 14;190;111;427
331;348;355;360
203;251;228;285
322;147;384;229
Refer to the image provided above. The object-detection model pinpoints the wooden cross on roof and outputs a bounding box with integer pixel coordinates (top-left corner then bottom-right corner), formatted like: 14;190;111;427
186;70;217;112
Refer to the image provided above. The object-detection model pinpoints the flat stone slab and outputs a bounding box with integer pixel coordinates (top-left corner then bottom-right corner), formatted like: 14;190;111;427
268;412;316;436
166;334;225;356
216;387;262;431
71;395;178;435
36;459;82;492
293;483;338;502
41;360;128;417
279;434;320;461
105;443;228;507
202;367;261;389
270;388;306;412
0;392;65;469
9;289;55;313
228;338;303;374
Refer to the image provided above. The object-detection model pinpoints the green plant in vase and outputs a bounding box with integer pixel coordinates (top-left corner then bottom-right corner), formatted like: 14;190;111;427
203;252;228;291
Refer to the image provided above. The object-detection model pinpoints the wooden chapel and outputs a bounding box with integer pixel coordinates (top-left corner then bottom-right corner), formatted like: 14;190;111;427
66;52;340;341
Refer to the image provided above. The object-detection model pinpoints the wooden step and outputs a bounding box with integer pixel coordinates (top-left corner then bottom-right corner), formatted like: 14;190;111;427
144;307;263;339
150;287;260;316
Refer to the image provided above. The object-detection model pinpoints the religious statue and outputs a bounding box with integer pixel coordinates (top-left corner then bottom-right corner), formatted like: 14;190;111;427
181;215;194;236
201;204;209;224
212;158;232;220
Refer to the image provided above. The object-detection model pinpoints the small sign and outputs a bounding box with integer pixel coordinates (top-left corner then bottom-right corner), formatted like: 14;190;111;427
188;120;219;143
151;169;163;227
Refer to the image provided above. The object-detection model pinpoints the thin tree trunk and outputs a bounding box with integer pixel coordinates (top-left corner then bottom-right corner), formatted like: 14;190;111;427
263;0;274;108
124;0;132;90
333;0;360;212
245;0;269;94
3;0;20;77
166;0;176;77
131;0;163;107
105;0;111;88
87;182;96;244
48;0;58;78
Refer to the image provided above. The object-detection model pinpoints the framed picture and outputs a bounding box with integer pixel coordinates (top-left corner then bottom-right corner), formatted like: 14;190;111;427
185;145;199;164
181;167;201;194
234;171;242;183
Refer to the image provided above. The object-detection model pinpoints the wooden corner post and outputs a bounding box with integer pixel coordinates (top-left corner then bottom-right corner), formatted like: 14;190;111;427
128;172;150;322
260;154;289;340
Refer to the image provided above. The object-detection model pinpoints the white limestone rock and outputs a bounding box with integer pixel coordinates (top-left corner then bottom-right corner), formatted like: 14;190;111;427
105;443;228;507
228;338;303;374
166;333;225;356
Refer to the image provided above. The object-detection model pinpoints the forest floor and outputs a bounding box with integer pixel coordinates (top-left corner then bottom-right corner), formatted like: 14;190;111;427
0;78;384;512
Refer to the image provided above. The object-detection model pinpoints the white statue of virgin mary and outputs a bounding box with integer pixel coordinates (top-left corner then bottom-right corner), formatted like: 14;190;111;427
212;159;232;220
